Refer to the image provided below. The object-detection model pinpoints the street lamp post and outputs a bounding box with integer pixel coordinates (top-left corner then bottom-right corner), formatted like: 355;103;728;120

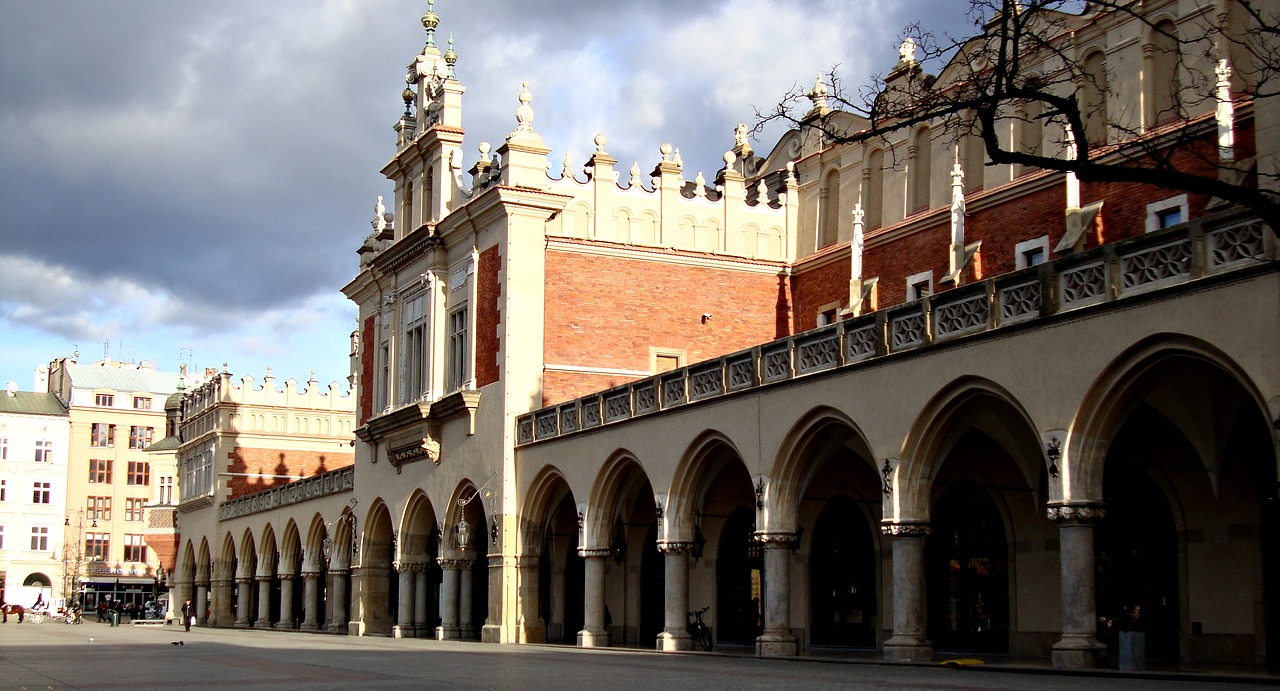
63;509;96;609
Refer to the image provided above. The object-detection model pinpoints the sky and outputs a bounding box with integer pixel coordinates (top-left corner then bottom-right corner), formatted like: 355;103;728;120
0;0;971;392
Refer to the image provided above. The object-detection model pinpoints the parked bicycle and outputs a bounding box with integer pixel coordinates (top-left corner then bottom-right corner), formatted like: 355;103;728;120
687;606;711;651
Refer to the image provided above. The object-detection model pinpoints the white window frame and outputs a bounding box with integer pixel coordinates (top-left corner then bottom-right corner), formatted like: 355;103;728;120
399;291;431;405
30;525;49;551
447;306;470;392
32;481;51;504
1145;194;1188;232
0;436;7;460
1015;235;1051;269
906;270;934;301
815;301;842;327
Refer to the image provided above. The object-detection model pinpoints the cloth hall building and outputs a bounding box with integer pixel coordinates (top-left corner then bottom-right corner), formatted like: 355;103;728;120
171;1;1280;670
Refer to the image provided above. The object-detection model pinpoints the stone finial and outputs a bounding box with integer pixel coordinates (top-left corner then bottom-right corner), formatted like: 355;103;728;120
444;34;458;78
371;196;387;233
660;142;672;162
629;160;642;187
421;0;439;47
561;151;574;178
898;37;917;65
695;171;707;198
478;141;492;163
807;74;829;113
785;161;797;185
508;81;538;140
755;180;768;204
594;133;608;153
672;147;683;168
724;150;737;166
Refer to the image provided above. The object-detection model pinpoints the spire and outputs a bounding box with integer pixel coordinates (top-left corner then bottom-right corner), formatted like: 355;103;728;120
506;81;540;143
445;34;458;79
421;0;439;48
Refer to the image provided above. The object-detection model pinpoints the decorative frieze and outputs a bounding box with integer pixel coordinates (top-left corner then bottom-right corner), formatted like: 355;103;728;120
219;466;354;520
577;547;613;559
1047;504;1106;524
881;522;931;537
657;541;696;556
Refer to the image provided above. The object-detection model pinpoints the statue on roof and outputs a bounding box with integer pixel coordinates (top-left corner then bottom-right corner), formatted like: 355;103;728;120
899;37;917;65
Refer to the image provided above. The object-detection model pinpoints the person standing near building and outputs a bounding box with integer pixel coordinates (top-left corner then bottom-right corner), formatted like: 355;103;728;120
181;599;193;632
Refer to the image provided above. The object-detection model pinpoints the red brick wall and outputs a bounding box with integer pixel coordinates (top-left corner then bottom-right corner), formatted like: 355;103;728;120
542;248;787;406
790;253;849;332
226;448;354;499
359;315;375;425
476;246;501;388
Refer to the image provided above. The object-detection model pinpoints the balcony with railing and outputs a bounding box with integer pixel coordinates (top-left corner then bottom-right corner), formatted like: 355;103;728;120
517;209;1274;446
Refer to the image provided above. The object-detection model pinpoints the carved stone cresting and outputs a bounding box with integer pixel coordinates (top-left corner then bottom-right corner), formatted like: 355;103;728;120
1047;504;1106;524
881;522;931;537
388;435;441;472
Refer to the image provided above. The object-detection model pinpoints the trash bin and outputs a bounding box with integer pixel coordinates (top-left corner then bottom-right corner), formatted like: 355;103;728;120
1118;630;1146;671
110;610;120;627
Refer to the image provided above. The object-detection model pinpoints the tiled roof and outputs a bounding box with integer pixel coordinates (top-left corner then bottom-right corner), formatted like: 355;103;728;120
67;363;183;395
145;435;182;452
0;391;68;417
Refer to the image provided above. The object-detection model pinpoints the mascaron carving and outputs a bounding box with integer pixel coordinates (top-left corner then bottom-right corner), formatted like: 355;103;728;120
656;541;695;556
388;435;441;472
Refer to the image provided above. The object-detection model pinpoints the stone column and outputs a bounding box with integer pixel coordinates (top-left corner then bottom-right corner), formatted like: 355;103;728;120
516;555;546;643
577;548;611;648
276;574;296;629
328;569;349;633
755;532;798;656
1049;505;1107;669
437;559;463;640
393;563;416;638
195;581;210;626
413;564;430;635
255;575;272;627
882;523;933;662
459;560;474;639
657;542;692;651
234;577;254;627
300;572;321;630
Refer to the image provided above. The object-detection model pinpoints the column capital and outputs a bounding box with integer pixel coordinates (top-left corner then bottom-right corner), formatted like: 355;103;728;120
235;576;254;584
255;574;273;583
300;571;322;579
1047;503;1106;524
656;541;695;555
438;558;471;570
752;531;798;546
577;547;613;560
329;569;350;577
194;578;210;587
277;573;297;581
881;521;931;537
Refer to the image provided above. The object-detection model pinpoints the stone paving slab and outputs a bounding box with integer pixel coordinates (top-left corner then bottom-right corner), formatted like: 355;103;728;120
1;620;1275;690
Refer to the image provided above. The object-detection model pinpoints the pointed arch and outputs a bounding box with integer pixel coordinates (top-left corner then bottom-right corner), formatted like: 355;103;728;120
667;430;749;543
897;376;1043;522
280;520;302;573
584;450;653;547
522;465;576;551
303;513;328;573
768;406;877;532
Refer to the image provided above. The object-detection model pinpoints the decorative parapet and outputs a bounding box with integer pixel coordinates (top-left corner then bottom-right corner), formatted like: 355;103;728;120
516;210;1273;446
218;465;355;521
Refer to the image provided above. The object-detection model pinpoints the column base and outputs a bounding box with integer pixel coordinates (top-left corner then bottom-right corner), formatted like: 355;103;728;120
883;637;933;662
577;627;609;648
274;621;294;630
481;623;504;644
436;624;461;640
300;621;320;631
755;632;798;657
393;625;416;638
346;621;363;636
1052;634;1107;669
657;630;691;651
518;620;546;644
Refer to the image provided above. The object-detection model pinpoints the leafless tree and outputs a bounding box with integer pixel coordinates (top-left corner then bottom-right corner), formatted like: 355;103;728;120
758;0;1280;232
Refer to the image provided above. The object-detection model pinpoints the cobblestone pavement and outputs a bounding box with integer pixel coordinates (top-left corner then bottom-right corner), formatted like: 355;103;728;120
1;622;1274;690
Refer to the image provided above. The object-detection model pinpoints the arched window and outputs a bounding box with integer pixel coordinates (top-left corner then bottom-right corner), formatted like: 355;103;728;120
819;169;841;248
1150;20;1182;125
1082;51;1109;146
865;149;884;230
911;127;932;212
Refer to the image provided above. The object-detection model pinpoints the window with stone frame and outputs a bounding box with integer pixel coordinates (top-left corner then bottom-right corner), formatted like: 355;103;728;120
33;439;52;462
0;436;7;460
88;495;111;521
90;423;115;448
448;306;469;391
89;459;113;484
32;481;51;504
85;532;109;560
128;425;154;450
127;461;150;486
157;476;174;504
399;291;430;404
30;526;49;551
0;478;5;501
124;534;147;563
94;393;114;407
133;396;151;410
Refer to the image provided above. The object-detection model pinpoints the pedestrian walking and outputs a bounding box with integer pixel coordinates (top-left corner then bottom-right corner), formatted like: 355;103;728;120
181;599;194;632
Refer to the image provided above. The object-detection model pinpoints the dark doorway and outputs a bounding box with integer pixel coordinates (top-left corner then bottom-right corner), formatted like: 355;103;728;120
639;524;664;644
810;496;877;647
716;507;763;644
928;482;1010;653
